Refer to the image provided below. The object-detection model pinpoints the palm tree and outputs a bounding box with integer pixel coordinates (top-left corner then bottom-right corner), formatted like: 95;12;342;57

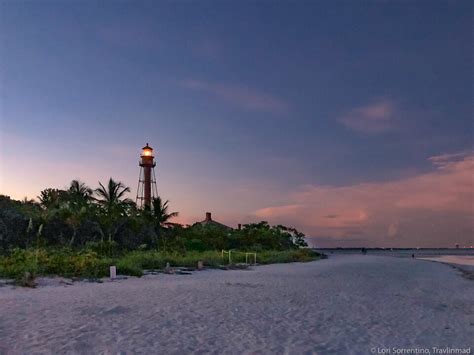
149;196;179;251
151;196;179;225
94;178;133;242
21;197;37;205
45;180;92;246
38;188;61;209
68;180;93;202
94;178;133;216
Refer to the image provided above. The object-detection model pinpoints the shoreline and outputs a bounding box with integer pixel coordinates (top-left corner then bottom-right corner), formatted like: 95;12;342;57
416;255;474;267
416;256;474;281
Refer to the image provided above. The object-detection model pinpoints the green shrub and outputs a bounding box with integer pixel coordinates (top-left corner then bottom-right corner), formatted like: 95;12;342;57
0;248;111;280
0;248;319;282
0;248;39;279
116;258;143;277
85;240;120;257
184;239;208;252
257;249;319;264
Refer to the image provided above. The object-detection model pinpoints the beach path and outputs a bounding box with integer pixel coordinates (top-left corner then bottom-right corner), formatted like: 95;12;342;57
0;255;473;354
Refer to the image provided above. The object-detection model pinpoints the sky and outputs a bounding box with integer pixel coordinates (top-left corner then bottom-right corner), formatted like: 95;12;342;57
0;1;472;247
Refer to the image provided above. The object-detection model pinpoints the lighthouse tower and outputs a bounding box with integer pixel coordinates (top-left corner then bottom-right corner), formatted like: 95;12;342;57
136;143;158;209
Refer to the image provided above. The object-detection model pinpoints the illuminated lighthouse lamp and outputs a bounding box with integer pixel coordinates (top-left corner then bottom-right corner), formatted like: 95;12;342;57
141;143;154;157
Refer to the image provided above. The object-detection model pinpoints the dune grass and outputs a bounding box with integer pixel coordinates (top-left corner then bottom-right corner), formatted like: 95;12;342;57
0;248;320;281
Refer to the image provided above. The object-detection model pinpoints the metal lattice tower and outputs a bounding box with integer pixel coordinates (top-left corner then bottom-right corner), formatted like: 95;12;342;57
136;143;158;209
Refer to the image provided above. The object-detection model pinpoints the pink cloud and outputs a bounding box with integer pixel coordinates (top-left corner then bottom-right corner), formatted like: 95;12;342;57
338;99;395;134
256;204;301;219
180;79;289;114
255;152;474;247
427;151;470;167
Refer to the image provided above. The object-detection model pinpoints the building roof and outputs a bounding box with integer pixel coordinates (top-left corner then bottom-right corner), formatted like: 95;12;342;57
196;212;232;230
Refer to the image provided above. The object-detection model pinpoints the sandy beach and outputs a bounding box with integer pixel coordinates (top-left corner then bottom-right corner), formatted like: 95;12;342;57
0;255;473;354
417;255;474;266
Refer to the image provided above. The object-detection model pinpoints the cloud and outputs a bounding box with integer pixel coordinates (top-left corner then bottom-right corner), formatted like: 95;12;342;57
180;79;289;114
427;151;470;167
338;99;395;134
387;221;400;238
255;152;474;247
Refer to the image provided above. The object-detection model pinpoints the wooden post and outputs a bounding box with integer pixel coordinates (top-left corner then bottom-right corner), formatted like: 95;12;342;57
110;266;117;279
197;261;204;270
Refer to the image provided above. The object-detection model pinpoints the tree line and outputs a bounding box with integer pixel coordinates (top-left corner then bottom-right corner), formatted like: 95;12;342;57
0;178;307;255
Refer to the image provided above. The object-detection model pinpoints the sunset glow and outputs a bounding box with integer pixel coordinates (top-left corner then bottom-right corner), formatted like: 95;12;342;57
0;1;472;248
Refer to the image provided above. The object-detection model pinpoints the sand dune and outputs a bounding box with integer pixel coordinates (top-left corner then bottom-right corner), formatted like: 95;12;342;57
0;255;473;354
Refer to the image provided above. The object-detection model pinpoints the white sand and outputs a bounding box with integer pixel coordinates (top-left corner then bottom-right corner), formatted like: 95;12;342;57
417;255;474;266
0;255;473;354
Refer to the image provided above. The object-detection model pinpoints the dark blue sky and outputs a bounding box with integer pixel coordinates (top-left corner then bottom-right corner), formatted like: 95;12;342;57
1;1;472;246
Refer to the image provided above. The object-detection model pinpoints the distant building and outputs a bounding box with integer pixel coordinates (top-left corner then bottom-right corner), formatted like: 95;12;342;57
195;212;232;230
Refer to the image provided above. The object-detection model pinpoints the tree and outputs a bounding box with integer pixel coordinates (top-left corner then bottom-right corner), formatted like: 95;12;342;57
285;226;308;248
68;180;93;203
151;196;179;225
0;206;30;251
94;178;133;216
38;188;62;209
145;196;179;251
59;180;95;245
94;178;134;242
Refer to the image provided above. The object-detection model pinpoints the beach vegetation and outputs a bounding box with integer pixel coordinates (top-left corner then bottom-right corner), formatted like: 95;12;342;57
0;248;319;280
0;179;317;282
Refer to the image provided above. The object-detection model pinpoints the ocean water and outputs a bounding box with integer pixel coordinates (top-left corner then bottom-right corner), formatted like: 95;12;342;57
314;248;474;258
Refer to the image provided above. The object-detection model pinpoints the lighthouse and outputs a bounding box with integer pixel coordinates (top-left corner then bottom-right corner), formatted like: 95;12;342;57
136;143;158;209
